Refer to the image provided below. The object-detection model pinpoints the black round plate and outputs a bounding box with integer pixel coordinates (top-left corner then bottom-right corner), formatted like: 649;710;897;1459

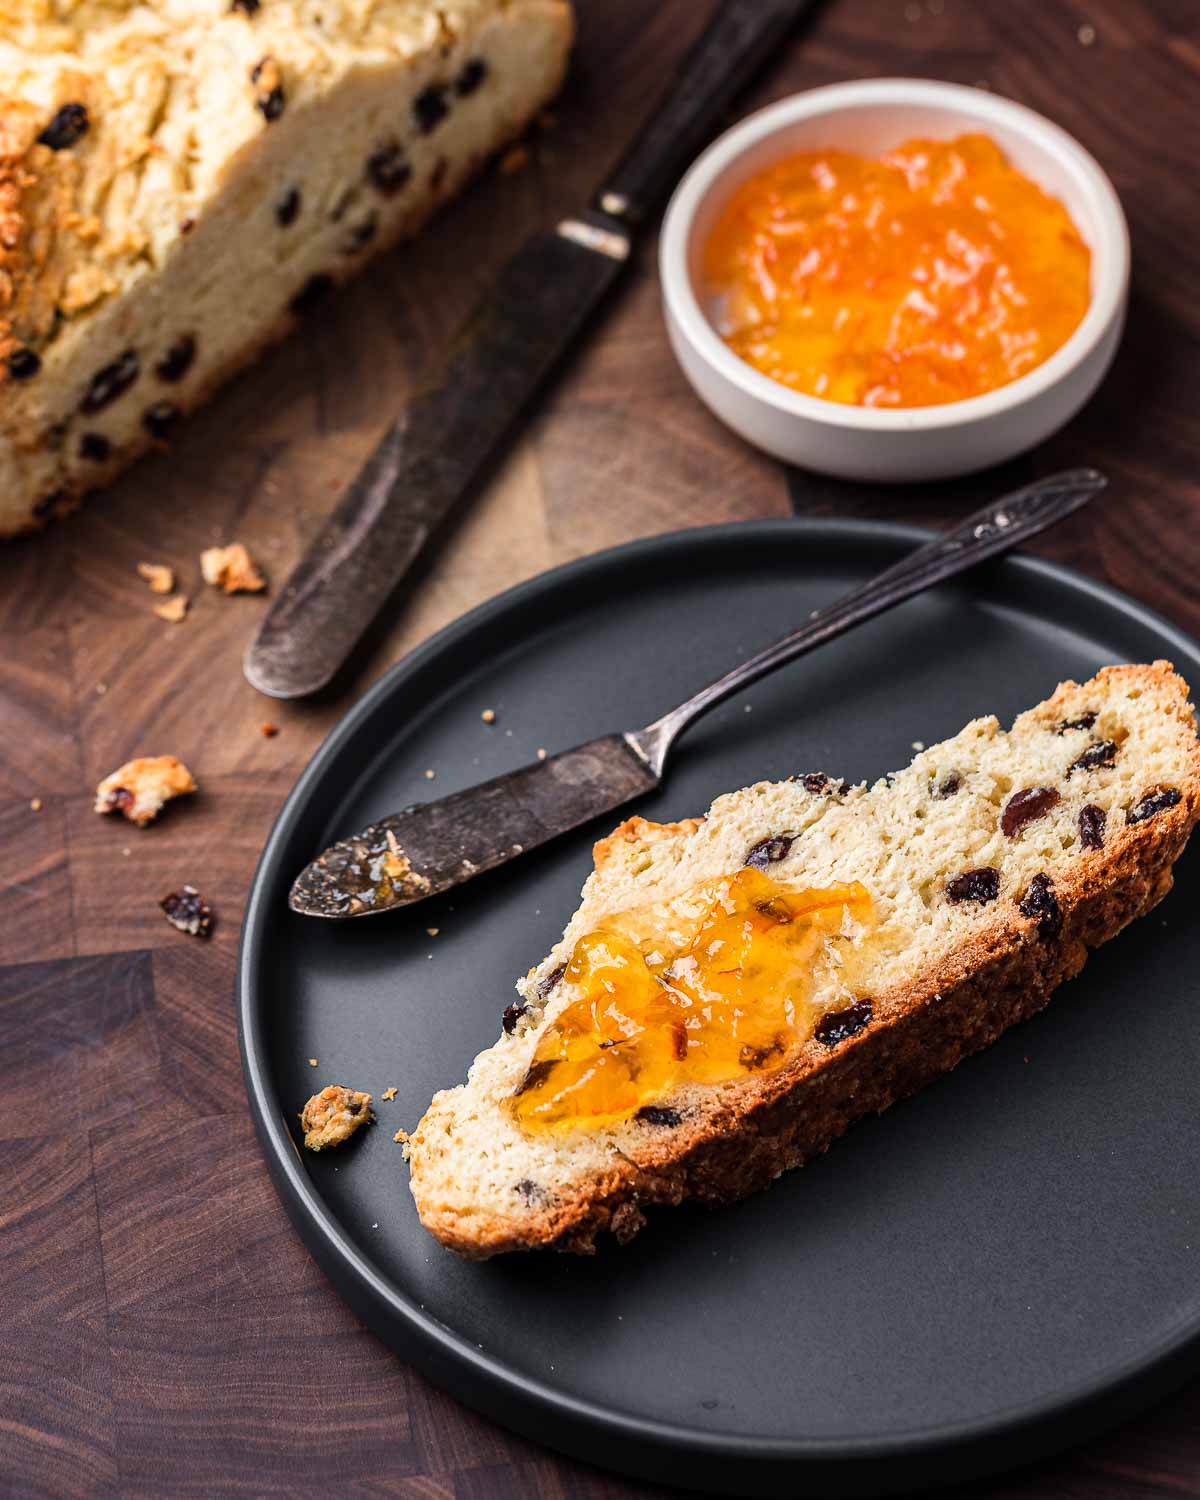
239;519;1200;1497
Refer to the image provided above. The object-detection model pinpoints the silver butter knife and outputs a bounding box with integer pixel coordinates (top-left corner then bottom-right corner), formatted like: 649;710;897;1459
244;0;825;699
289;468;1105;917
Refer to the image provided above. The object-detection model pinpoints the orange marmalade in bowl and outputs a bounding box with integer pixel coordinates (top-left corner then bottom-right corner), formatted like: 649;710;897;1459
512;870;875;1131
703;133;1091;408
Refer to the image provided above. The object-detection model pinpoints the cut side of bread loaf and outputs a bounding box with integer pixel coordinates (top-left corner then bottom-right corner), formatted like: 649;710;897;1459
407;663;1200;1258
0;0;572;536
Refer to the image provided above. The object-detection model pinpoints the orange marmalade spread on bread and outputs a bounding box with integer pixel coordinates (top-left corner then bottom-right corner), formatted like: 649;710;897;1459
703;133;1091;408
512;870;874;1130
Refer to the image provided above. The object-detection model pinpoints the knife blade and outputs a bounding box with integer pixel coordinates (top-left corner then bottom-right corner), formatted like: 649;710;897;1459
245;0;825;699
290;736;656;919
289;468;1105;917
243;220;629;699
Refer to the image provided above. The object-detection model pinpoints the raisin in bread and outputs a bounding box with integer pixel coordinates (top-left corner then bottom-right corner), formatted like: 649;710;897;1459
0;0;572;535
406;662;1200;1258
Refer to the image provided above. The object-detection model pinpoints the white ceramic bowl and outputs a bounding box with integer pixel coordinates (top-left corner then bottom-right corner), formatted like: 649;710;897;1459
660;79;1129;482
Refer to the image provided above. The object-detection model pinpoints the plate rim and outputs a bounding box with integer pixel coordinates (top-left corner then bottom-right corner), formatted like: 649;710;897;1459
237;515;1200;1491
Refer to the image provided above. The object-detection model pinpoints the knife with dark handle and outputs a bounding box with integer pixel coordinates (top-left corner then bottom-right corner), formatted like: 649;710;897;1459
289;468;1105;917
244;0;824;699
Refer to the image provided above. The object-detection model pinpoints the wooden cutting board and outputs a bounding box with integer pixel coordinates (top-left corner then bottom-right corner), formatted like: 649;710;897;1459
2;1;1198;1495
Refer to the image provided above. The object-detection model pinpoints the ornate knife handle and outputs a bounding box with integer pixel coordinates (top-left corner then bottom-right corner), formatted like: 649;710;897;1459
627;469;1107;776
595;0;826;226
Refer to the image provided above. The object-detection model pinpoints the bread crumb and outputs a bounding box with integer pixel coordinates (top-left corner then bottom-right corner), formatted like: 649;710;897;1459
381;1086;397;1101
499;143;529;175
378;831;427;898
424;768;435;780
300;1085;373;1151
426;927;439;937
94;755;197;826
481;708;496;724
911;740;925;751
30;797;42;812
200;542;267;594
1078;22;1096;45
160;885;214;938
261;722;279;737
137;561;175;594
308;1058;318;1067
393;1128;409;1144
537;747;547;760
153;594;189;623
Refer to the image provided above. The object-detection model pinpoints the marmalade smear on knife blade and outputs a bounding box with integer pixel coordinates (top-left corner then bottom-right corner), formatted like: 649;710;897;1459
512;869;875;1130
703;133;1091;408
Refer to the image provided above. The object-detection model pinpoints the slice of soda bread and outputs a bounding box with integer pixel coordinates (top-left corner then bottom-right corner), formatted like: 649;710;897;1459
406;663;1200;1258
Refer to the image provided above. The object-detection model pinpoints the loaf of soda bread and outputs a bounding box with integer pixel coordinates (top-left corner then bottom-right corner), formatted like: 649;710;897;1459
407;663;1200;1257
0;0;572;536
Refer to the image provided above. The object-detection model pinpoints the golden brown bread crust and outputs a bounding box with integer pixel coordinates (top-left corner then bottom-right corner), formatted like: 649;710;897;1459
0;108;33;371
591;813;706;869
419;665;1200;1258
0;96;91;376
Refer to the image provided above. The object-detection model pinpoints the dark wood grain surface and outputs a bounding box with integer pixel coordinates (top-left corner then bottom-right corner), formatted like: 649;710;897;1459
3;1;1199;1495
